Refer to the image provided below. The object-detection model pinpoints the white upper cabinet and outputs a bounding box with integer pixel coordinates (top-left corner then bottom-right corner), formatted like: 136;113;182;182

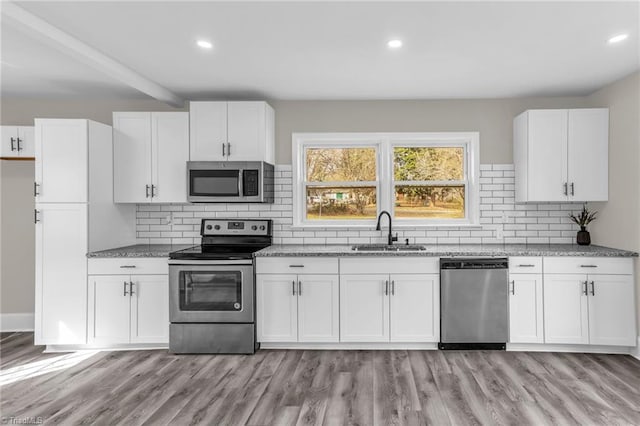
113;112;189;203
189;101;275;163
1;126;34;157
514;108;608;203
35;119;88;203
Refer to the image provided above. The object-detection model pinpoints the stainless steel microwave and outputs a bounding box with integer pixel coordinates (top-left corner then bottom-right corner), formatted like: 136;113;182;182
187;161;274;203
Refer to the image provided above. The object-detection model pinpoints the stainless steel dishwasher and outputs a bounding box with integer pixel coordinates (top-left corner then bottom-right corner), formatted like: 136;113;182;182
439;258;509;350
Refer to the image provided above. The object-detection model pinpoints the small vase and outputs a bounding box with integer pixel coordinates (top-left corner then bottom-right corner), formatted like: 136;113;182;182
577;226;591;246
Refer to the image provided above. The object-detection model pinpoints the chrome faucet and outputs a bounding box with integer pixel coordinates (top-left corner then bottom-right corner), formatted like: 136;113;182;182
376;210;398;246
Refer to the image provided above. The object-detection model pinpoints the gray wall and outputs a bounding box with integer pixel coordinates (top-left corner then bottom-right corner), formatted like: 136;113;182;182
587;72;640;331
0;73;637;333
0;160;35;314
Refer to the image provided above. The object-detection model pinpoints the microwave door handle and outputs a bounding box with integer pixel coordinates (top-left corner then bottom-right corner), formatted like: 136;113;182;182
237;169;244;196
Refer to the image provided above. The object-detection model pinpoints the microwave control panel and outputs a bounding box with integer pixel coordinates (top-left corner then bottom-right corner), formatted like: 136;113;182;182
242;170;259;196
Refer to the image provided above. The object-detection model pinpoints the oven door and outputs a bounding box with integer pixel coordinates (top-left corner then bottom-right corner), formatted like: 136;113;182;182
169;262;254;323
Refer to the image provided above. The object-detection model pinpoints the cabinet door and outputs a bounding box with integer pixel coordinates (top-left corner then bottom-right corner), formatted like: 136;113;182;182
390;274;439;342
256;274;298;342
543;274;589;344
0;126;18;157
35;119;88;203
297;274;339;342
567;109;608;202
527;110;568;202
227;102;266;161
340;275;389;342
588;274;636;346
17;126;35;157
509;273;544;344
87;275;131;345
151;112;189;203
130;275;169;344
113;112;152;203
35;203;88;345
189;101;227;161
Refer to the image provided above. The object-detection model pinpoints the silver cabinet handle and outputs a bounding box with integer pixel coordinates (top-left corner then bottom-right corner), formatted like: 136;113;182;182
292;280;296;296
222;143;226;157
563;182;568;196
10;137;16;151
227;142;231;156
289;265;305;268
129;281;135;296
298;281;302;296
151;185;156;198
590;281;595;296
570;183;575;196
510;280;515;295
123;281;129;296
580;265;598;268
517;264;535;267
384;280;389;296
34;182;40;196
145;184;150;198
34;209;40;224
119;265;136;269
16;137;22;151
391;280;395;295
582;281;588;296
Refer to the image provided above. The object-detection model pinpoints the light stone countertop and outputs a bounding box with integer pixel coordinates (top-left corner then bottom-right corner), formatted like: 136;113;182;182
254;244;638;257
87;244;193;258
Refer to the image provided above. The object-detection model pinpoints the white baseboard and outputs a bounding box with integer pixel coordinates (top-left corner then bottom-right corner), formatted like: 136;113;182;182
631;336;640;361
0;313;35;332
260;342;438;350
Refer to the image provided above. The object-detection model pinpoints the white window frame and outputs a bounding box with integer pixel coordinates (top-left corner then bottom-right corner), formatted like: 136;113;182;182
292;132;480;228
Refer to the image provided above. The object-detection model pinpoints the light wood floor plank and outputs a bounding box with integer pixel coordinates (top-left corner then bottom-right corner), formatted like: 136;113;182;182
1;333;639;426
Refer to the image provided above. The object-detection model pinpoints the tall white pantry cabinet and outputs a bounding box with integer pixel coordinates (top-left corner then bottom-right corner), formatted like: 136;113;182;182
34;119;135;345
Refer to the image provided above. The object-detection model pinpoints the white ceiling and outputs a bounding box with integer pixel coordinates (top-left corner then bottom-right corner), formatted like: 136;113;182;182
1;1;639;103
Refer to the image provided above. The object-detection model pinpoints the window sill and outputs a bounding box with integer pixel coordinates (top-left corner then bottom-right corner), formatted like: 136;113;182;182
290;223;483;230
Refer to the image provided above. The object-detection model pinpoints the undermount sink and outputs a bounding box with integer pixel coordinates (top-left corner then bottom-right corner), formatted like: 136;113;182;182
351;244;427;252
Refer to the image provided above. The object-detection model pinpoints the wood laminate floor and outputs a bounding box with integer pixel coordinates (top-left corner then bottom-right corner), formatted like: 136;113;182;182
1;333;639;425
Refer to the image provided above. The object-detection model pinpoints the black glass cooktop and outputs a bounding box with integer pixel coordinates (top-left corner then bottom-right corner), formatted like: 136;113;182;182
169;243;270;260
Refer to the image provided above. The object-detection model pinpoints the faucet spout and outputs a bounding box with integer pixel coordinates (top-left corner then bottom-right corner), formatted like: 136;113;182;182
376;210;398;245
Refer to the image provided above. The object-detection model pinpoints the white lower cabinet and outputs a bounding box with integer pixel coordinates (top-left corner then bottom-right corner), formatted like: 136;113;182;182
508;273;544;344
87;258;169;345
256;273;339;343
340;273;439;343
543;257;636;347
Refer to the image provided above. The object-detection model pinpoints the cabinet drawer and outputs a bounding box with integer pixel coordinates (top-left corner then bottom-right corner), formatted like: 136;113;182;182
256;257;339;275
340;257;439;274
543;257;633;275
88;258;169;275
509;257;542;274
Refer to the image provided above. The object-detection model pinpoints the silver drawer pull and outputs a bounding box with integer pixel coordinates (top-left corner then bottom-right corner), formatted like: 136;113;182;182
517;264;536;267
119;265;137;269
289;265;305;268
580;265;598;268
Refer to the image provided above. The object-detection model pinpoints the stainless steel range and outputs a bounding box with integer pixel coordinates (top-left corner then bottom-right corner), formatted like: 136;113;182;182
168;218;272;354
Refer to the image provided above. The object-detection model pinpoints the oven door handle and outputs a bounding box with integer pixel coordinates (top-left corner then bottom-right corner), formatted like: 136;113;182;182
168;259;253;265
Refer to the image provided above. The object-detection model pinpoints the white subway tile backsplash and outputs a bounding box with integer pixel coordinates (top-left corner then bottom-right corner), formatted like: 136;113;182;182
135;164;584;245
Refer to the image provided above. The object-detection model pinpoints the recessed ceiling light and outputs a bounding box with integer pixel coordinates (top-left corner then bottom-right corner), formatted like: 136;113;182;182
608;33;628;44
387;39;403;49
197;40;213;49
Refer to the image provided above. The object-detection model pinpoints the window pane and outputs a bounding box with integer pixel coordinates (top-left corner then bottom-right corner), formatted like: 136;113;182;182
306;148;376;182
394;147;464;181
306;187;377;220
394;185;464;219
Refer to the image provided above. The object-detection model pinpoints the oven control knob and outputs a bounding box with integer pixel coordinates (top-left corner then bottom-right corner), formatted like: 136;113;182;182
259;225;266;230
214;225;221;230
251;225;257;231
206;225;212;230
